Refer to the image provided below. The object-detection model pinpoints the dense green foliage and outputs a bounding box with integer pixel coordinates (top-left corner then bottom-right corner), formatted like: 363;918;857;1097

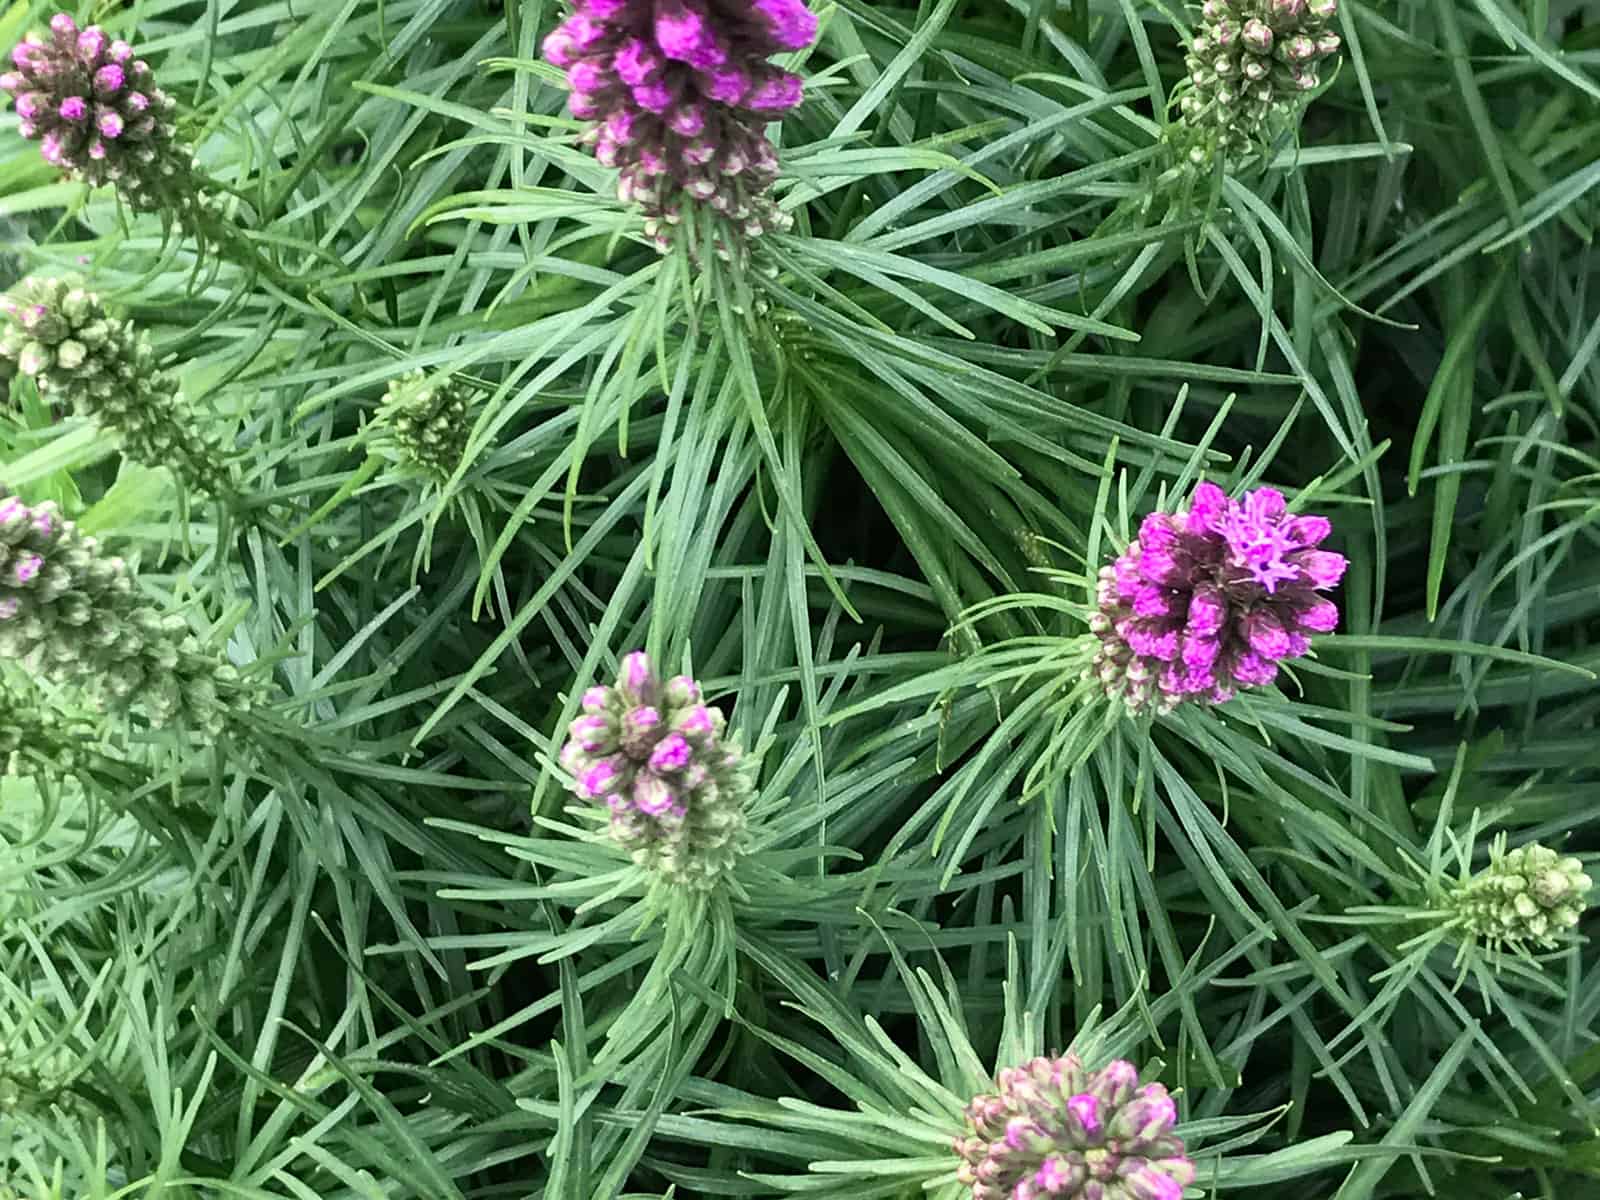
2;0;1599;1197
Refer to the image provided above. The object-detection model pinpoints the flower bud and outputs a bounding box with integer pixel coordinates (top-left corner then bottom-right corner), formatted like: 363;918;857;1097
1;13;189;210
558;651;754;888
0;276;236;499
955;1057;1192;1199
1447;839;1592;955
0;489;262;730
541;0;815;259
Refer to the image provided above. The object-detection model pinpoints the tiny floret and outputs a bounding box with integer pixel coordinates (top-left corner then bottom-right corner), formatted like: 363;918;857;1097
955;1055;1195;1200
1089;483;1345;713
559;651;753;888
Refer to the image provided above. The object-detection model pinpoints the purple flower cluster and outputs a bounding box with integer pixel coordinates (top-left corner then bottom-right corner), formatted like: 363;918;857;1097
1089;484;1346;712
542;0;817;252
1;13;184;211
955;1055;1195;1200
559;651;752;887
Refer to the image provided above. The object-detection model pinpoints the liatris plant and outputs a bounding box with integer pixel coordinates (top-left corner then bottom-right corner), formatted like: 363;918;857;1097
542;0;817;255
0;13;187;212
1445;838;1592;956
0;277;236;500
0;491;257;733
374;370;472;481
955;1055;1195;1200
1176;0;1341;167
1088;483;1346;713
559;651;752;889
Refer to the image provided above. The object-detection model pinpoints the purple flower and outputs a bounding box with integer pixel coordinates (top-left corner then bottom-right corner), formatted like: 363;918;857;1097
0;13;185;211
1089;483;1346;713
557;651;755;887
955;1056;1195;1200
541;0;816;252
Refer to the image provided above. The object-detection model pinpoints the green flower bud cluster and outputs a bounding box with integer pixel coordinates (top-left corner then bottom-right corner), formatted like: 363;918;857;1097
0;685;93;779
0;1054;71;1113
1449;841;1592;953
375;370;472;481
0;1024;79;1116
1176;0;1342;168
0;490;261;734
0;277;236;499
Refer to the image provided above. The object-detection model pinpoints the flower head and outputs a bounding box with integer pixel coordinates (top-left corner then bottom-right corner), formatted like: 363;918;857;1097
375;370;472;480
955;1055;1195;1200
1089;483;1345;713
559;651;753;888
1448;839;1592;955
0;277;235;498
542;0;817;255
0;489;259;731
1175;0;1342;168
1;13;188;210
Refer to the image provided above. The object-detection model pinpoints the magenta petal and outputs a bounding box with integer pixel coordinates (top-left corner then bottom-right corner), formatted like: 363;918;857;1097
1090;1059;1140;1104
1243;608;1294;659
569;714;614;751
1286;513;1331;547
1138;546;1183;587
1300;549;1347;588
1294;597;1339;633
745;72;803;112
674;704;716;739
655;0;728;70
1066;1093;1102;1136
668;104;706;136
620;650;654;695
632;80;674;111
1230;650;1278;686
1181;635;1220;671
648;732;692;773
1185;481;1229;533
76;28;108;60
1185;585;1226;636
567;60;608;94
1035;1156;1073;1192
704;64;750;103
752;0;819;49
578;757;624;798
93;64;125;96
614;37;660;85
633;774;676;815
542;29;577;67
1132;584;1173;618
1125;622;1179;663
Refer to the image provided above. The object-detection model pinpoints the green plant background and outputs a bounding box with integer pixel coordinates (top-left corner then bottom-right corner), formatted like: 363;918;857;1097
2;0;1599;1197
